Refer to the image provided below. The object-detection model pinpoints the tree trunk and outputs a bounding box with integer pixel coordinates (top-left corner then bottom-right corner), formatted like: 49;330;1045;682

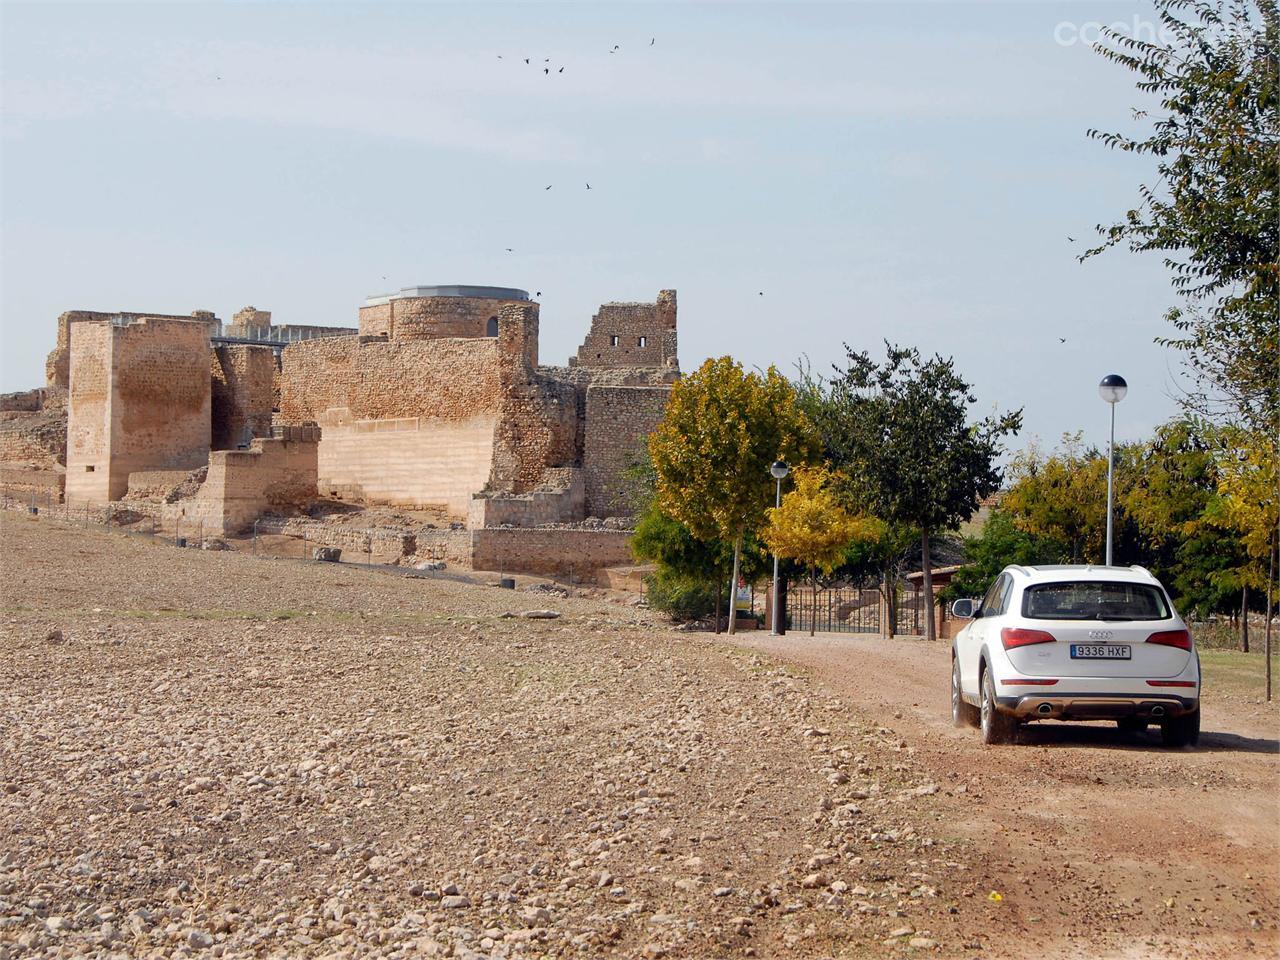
1266;532;1275;702
1241;585;1249;653
810;567;818;637
727;533;743;635
921;528;936;643
884;577;897;639
713;572;722;635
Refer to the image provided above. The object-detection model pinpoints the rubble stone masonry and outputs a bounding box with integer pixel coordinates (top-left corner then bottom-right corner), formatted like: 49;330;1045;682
583;385;671;517
571;290;677;370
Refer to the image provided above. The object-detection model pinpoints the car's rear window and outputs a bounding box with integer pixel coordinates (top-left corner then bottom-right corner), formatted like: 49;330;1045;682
1021;581;1171;621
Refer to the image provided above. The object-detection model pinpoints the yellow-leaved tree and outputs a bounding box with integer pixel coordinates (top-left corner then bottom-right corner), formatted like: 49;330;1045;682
648;357;817;634
1215;428;1279;666
764;466;877;636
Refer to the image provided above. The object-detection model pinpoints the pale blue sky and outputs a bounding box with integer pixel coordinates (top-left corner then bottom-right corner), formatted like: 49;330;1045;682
2;1;1183;450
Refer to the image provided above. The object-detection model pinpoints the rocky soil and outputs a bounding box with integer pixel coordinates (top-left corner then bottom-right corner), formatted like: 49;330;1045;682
1;516;971;959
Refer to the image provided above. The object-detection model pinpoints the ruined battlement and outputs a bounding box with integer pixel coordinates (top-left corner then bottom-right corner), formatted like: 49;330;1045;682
570;289;678;370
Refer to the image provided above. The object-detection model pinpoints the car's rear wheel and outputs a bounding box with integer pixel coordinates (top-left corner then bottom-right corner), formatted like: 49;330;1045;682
952;658;978;728
979;667;1018;745
1160;708;1200;748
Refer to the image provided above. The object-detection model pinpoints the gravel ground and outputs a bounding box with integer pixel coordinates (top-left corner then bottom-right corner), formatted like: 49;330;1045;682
1;516;970;959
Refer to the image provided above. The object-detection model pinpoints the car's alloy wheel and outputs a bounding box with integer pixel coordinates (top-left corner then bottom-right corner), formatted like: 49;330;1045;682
980;668;1017;745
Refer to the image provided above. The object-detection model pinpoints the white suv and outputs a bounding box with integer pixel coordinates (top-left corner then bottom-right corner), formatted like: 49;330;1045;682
950;565;1200;747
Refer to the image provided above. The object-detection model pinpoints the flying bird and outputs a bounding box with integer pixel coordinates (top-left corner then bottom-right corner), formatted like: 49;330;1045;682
758;291;764;296
611;44;619;52
545;184;552;190
524;58;530;64
585;182;591;190
1058;337;1067;343
536;291;542;297
650;38;655;45
1067;236;1076;242
544;67;549;74
505;248;513;252
544;58;550;62
558;66;564;73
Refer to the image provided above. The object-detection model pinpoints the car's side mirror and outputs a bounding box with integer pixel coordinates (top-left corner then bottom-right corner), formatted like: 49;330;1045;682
952;598;978;619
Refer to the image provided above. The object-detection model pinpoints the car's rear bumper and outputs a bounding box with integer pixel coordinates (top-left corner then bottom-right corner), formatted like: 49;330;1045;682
995;692;1198;721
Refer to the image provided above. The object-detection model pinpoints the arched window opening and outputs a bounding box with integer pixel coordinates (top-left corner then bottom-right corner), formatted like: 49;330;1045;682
486;316;499;337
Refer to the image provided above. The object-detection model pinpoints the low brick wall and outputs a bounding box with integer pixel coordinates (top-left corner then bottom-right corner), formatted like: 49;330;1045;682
470;528;635;580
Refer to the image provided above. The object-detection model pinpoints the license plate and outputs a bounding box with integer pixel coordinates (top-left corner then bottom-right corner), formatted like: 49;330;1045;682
1070;644;1131;660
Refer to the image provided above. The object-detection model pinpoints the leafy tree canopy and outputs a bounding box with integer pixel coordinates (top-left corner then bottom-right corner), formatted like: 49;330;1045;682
1087;0;1279;433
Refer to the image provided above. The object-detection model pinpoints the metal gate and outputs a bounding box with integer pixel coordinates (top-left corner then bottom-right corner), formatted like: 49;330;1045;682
788;583;882;634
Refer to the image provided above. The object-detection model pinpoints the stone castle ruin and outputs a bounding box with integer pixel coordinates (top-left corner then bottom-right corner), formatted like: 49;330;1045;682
0;286;678;578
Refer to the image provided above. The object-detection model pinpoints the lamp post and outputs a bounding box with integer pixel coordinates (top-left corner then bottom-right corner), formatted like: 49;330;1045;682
1098;374;1128;566
770;460;789;635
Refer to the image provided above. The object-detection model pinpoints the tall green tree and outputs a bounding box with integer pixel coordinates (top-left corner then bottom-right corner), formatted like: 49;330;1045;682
805;344;1022;643
1086;0;1279;435
648;357;817;634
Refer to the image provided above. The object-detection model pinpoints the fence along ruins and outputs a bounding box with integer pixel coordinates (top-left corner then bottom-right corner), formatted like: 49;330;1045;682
0;285;679;578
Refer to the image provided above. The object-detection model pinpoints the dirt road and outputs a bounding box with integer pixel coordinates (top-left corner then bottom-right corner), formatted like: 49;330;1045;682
736;631;1280;959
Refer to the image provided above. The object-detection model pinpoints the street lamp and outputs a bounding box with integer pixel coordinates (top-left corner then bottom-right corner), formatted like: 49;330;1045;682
1098;374;1128;566
770;460;789;635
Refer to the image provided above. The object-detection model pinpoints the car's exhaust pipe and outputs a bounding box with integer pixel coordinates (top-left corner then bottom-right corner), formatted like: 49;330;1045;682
1151;705;1165;717
1037;702;1054;716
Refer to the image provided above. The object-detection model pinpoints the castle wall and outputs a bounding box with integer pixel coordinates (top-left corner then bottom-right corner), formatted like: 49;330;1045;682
211;345;276;450
66;318;212;504
582;385;671;518
278;334;509;514
317;412;498;515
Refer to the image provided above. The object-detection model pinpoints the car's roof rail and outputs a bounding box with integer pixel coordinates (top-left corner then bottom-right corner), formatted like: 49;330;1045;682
1128;564;1153;577
1006;564;1032;577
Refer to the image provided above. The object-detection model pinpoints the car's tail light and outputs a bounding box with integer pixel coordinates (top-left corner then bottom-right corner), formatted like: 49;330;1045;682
1147;629;1192;651
1001;627;1056;649
999;678;1059;686
1147;680;1197;687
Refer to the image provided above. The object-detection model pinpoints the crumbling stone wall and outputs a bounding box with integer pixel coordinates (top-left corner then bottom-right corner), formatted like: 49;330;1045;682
582;385;671;518
211;345;276;450
165;429;318;534
570;290;677;370
0;408;66;467
66;318;212;504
